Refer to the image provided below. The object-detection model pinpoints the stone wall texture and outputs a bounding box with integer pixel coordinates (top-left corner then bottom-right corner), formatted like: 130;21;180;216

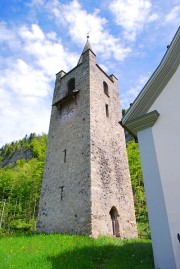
37;48;137;238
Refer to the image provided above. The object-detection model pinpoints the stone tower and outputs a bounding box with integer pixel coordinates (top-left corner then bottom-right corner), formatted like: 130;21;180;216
37;38;137;238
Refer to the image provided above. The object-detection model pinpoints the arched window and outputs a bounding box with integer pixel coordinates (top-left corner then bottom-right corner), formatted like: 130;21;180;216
110;206;120;237
103;81;109;97
67;78;75;94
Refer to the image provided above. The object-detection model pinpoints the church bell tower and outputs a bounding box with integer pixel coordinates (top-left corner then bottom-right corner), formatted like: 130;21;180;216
37;37;137;238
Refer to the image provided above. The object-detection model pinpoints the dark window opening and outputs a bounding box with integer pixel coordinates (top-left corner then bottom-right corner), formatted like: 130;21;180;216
67;78;75;94
64;149;67;162
103;81;109;97
105;104;109;117
110;206;120;237
59;186;64;201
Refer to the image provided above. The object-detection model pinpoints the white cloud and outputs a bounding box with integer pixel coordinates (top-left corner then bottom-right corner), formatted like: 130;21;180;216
28;0;45;7
148;13;159;22
18;24;78;76
0;87;50;146
19;24;45;41
1;59;50;97
0;22;21;50
0;59;51;146
0;22;79;146
109;0;158;41
121;75;149;108
165;6;180;23
0;22;15;42
45;0;131;62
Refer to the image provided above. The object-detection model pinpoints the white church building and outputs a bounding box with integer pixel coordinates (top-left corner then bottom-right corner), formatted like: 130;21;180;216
122;27;180;269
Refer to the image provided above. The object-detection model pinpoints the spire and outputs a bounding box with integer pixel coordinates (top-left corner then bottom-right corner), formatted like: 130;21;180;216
77;35;94;65
82;35;92;53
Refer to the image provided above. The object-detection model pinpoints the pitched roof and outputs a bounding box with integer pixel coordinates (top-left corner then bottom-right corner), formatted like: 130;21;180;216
77;37;94;65
122;27;180;133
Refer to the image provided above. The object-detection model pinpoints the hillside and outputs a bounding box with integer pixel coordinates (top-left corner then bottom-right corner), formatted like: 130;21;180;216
0;134;149;236
0;133;47;167
0;134;47;231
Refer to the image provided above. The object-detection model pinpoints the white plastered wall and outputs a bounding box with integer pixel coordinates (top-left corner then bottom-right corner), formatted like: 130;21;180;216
148;64;180;268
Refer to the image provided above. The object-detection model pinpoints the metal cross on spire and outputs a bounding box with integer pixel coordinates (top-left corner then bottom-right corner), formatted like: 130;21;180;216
87;31;91;39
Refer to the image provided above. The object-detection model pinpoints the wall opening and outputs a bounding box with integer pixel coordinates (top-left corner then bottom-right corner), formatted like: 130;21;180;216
105;104;109;117
103;81;109;97
67;78;75;94
110;206;120;237
59;186;64;201
64;149;67;162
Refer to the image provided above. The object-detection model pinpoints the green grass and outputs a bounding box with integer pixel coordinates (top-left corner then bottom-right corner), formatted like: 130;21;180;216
0;233;154;269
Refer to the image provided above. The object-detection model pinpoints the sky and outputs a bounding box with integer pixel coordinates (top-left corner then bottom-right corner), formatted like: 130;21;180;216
0;0;179;147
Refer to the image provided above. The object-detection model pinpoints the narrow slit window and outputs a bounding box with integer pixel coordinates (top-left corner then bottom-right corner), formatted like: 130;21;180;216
64;149;67;162
103;81;109;97
105;104;109;117
60;186;64;201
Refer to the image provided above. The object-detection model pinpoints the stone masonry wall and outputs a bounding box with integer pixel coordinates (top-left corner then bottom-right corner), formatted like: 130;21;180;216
90;61;137;238
37;52;92;234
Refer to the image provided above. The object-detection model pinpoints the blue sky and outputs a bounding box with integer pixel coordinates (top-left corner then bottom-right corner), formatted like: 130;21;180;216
0;0;179;146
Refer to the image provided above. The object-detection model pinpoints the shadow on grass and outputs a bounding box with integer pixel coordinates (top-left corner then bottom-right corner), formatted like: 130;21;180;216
47;241;154;269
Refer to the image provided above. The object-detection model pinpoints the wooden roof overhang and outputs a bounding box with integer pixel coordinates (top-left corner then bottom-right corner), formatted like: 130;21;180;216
52;90;80;110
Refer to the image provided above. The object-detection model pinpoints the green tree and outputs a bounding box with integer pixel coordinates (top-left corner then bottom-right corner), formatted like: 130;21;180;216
0;134;47;232
127;141;148;224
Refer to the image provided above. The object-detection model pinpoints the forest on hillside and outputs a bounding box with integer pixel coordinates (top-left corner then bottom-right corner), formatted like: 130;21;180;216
0;134;47;232
0;134;149;236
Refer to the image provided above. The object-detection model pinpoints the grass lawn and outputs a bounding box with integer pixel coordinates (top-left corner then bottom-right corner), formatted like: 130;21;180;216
0;233;154;269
